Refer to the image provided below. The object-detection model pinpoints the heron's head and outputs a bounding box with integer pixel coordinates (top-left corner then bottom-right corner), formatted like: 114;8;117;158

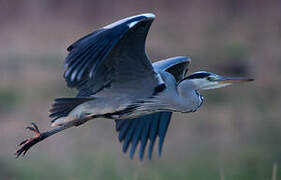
183;71;254;90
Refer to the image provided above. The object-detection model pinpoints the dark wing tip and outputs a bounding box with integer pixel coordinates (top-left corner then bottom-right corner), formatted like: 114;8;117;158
153;56;192;82
63;13;156;89
115;112;172;160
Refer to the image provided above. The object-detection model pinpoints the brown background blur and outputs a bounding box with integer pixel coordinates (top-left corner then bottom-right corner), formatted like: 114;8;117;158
0;0;281;179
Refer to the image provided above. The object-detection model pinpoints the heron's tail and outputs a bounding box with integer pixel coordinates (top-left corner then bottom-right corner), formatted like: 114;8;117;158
49;97;94;125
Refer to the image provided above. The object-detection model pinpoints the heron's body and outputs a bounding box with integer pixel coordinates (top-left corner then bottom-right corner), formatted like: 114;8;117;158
57;68;203;127
16;13;253;160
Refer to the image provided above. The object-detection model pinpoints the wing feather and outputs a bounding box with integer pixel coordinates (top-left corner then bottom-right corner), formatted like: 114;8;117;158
153;56;191;82
115;112;172;160
63;14;159;99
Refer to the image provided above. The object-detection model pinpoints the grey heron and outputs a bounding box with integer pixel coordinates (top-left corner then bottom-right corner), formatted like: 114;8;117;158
15;13;253;160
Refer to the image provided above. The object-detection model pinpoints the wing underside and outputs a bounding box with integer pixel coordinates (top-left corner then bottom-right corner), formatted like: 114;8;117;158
115;112;172;160
153;56;191;82
63;14;158;97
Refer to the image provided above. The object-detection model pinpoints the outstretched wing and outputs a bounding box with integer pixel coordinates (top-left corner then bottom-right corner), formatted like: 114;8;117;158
115;112;172;160
63;13;160;98
153;56;191;82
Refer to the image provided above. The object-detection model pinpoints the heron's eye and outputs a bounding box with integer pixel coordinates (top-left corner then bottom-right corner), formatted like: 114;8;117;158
206;76;215;81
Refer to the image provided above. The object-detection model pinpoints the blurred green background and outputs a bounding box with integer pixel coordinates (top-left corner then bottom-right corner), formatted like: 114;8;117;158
0;0;281;179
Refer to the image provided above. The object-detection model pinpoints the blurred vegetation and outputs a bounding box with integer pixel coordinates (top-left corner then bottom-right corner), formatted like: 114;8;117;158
2;154;281;180
0;0;281;179
0;88;20;112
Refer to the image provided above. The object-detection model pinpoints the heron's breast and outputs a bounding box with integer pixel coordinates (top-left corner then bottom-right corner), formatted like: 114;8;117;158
166;90;204;113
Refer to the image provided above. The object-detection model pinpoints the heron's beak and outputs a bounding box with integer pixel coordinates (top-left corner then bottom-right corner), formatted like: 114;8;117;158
215;76;254;84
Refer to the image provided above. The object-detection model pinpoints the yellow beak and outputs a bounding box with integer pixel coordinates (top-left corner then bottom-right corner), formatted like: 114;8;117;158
215;76;254;84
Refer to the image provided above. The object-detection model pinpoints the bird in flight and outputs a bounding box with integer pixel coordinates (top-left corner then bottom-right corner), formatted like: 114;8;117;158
15;13;253;160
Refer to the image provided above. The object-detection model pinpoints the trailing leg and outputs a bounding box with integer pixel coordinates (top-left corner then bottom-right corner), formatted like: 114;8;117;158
15;122;74;158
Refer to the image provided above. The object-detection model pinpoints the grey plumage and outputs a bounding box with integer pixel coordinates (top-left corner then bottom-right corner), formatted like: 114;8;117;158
15;13;253;160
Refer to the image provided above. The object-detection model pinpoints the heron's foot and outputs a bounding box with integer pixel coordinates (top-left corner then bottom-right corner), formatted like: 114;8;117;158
15;123;43;158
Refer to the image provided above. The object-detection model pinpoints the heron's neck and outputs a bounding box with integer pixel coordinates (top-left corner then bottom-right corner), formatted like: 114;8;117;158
175;79;203;112
178;78;211;93
177;79;199;96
